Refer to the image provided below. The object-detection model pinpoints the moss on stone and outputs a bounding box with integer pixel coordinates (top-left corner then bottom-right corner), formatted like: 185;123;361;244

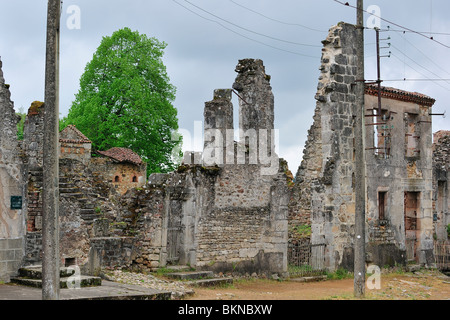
28;101;44;115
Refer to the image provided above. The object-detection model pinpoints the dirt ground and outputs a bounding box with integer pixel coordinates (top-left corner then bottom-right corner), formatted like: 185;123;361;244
186;270;450;300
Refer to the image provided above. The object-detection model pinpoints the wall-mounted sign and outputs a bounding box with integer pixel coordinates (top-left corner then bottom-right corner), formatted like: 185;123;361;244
10;196;22;210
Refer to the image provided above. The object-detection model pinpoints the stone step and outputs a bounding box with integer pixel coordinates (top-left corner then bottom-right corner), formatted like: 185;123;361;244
60;193;84;199
166;271;214;280
81;213;101;223
289;275;328;283
11;275;102;289
18;266;76;279
82;203;96;209
59;187;80;194
186;278;233;287
165;265;194;272
12;266;102;289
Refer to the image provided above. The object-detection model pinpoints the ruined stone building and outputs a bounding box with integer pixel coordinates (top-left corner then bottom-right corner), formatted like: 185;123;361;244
93;59;289;276
1;22;448;283
0;57;289;280
290;22;441;271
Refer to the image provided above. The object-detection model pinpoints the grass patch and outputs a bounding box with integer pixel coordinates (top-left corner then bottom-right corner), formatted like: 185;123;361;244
326;268;353;280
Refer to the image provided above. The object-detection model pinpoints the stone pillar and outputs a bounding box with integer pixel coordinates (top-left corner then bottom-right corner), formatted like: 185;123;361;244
42;0;61;300
203;89;234;166
232;59;278;175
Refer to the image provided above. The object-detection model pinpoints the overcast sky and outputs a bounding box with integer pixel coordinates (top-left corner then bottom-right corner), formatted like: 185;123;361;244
1;0;449;173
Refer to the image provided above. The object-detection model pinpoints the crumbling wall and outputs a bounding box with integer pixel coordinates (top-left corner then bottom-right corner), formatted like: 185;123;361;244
93;59;289;276
0;58;26;281
90;158;147;196
433;131;450;241
292;22;436;270
291;23;359;271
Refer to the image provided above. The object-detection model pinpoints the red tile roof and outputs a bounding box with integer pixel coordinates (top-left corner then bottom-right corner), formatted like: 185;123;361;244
96;147;143;166
365;84;435;107
59;125;92;144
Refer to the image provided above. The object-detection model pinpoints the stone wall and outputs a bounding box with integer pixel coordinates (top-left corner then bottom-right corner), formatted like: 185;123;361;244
291;23;359;271
0;58;26;281
0;238;23;282
91;59;289;277
291;22;435;270
365;90;434;267
90;158;147;196
433;132;450;241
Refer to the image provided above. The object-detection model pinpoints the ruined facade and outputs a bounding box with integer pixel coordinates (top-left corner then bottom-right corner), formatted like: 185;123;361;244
93;59;289;276
1;57;288;280
291;22;437;271
0;59;26;282
19;102;146;268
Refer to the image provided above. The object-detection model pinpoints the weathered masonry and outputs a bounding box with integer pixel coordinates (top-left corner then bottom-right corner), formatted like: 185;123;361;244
103;59;289;276
433;131;450;242
0;58;26;282
291;22;437;271
1;57;289;279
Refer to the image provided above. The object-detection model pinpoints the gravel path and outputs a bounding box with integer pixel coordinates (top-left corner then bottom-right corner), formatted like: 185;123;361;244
103;269;195;300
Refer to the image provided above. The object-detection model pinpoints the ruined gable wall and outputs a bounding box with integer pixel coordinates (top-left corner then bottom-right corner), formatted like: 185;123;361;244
193;59;288;275
0;59;26;281
292;23;359;271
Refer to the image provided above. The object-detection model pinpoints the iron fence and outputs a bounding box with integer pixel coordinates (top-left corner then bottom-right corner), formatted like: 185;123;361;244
434;241;450;272
288;243;327;277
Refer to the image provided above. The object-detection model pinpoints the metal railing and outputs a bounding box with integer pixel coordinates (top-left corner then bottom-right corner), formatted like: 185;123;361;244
434;240;450;272
288;243;327;277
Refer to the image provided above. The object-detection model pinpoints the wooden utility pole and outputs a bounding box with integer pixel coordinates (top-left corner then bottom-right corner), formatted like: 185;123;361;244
42;0;61;300
354;0;366;298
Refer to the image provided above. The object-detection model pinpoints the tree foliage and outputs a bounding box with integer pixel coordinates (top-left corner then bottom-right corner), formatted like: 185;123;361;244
62;27;181;174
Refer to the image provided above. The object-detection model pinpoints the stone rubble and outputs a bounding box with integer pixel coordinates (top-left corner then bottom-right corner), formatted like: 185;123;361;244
102;269;195;300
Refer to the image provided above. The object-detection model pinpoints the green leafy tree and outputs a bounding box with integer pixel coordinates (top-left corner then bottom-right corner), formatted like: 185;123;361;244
16;108;26;140
62;27;181;173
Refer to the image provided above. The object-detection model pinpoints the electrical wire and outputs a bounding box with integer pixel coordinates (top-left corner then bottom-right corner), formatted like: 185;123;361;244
380;28;450;36
228;0;326;33
171;0;319;58
390;53;450;92
182;0;322;48
398;33;450;78
391;43;450;86
332;0;450;49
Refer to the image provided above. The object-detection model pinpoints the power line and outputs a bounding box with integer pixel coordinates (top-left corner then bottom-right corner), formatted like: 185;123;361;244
182;0;322;48
171;0;319;58
390;53;450;92
228;0;326;33
398;33;450;78
332;0;450;49
381;28;450;36
391;43;450;86
376;78;450;82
